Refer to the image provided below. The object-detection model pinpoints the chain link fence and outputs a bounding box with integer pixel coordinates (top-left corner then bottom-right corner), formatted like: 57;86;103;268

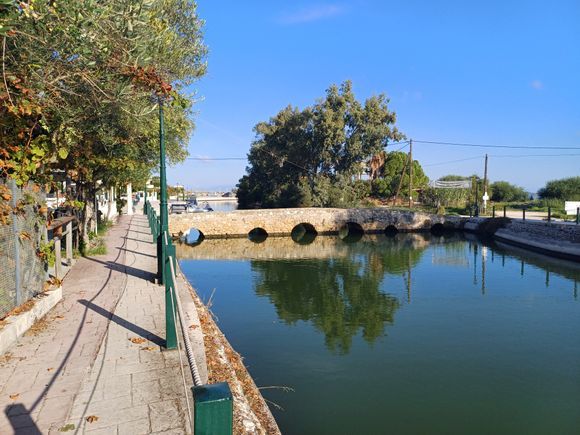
0;179;47;319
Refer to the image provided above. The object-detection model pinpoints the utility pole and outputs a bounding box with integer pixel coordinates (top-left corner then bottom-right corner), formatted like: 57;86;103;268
408;139;413;208
482;154;489;213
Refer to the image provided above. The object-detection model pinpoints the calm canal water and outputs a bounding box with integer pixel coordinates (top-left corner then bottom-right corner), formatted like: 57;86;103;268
178;233;580;435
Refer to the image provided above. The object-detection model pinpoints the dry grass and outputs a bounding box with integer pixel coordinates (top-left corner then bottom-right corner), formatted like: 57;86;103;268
185;282;280;434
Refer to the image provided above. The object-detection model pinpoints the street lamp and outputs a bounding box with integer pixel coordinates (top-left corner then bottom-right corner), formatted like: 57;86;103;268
158;96;169;284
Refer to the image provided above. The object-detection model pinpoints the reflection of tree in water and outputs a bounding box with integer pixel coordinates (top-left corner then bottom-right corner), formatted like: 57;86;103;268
251;236;427;354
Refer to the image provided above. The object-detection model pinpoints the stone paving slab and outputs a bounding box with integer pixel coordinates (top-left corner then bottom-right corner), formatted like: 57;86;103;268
0;215;193;434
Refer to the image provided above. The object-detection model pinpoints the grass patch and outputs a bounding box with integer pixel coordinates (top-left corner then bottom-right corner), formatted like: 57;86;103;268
84;238;107;256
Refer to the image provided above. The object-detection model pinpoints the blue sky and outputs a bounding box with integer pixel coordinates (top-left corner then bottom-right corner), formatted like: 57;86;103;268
167;0;580;193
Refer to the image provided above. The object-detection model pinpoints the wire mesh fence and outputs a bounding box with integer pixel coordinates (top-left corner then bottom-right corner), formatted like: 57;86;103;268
0;179;47;319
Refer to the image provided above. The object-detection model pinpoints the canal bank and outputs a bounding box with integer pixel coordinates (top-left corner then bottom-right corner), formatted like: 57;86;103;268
462;217;580;262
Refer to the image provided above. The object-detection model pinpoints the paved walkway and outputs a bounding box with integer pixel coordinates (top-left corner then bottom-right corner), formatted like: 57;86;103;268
0;215;192;434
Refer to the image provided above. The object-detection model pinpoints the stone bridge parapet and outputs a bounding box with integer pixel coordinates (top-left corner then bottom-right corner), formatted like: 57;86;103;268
169;207;461;238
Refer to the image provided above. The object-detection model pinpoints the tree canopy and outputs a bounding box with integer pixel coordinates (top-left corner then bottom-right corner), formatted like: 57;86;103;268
490;181;528;202
1;0;206;235
370;151;428;199
538;176;580;201
237;81;404;208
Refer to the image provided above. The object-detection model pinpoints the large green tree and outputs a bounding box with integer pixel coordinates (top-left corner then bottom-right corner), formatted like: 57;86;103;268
538;176;580;201
490;181;528;202
370;151;428;199
237;81;404;208
1;0;206;237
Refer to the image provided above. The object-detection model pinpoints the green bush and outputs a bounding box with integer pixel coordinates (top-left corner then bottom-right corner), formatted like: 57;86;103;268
538;176;580;200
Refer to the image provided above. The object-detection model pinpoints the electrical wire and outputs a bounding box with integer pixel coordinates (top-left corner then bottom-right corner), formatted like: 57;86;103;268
187;157;246;160
423;156;483;166
415;140;580;150
490;153;580;158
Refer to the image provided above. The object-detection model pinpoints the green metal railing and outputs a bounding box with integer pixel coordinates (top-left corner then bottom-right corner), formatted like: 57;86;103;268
146;201;233;434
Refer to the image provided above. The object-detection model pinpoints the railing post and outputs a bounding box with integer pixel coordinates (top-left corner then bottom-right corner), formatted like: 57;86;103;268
547;207;551;223
164;233;177;349
503;205;507;218
523;208;526;221
54;237;62;279
66;221;73;265
576;207;579;225
492;206;495;218
192;383;233;435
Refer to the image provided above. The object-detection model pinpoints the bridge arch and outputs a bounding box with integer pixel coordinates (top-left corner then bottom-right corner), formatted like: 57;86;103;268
186;228;205;246
248;227;268;243
384;225;398;236
291;223;318;245
430;223;446;236
339;222;364;243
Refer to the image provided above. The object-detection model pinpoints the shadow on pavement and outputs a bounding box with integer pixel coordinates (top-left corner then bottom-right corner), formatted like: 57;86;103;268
4;404;42;434
78;300;165;347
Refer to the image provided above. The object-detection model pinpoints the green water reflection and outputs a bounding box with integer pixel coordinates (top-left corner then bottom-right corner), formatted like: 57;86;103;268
179;234;580;434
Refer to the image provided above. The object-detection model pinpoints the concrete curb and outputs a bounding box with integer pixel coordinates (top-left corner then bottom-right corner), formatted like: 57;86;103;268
0;287;62;356
494;230;580;261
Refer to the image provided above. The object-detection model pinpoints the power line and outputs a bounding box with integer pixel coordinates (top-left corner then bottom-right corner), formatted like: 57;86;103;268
490;153;580;158
423;156;483;166
187;157;243;161
415;139;580;150
392;142;409;152
184;145;580;165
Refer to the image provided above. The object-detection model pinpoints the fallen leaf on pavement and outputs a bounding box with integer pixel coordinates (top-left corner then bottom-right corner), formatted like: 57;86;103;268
47;367;54;371
189;324;198;329
141;346;155;351
9;393;19;400
86;415;99;423
129;337;146;344
59;423;75;432
55;315;64;320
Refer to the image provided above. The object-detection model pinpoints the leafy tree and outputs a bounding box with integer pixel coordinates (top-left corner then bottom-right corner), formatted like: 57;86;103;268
1;0;206;238
237;81;404;208
490;181;528;202
538;176;580;201
370;152;428;199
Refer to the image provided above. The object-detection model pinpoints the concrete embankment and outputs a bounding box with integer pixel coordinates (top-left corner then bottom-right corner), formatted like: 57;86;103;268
463;217;580;261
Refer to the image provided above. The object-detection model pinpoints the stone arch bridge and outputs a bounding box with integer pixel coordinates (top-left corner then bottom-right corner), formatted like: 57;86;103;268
169;208;462;239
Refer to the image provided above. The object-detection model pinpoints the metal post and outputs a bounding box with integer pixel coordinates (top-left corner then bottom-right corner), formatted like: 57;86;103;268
548;207;551;222
54;237;62;279
143;188;148;215
66;221;73;265
523;208;526;221
10;179;22;306
192;383;233;435
158;96;169;285
492;206;495;218
126;182;133;216
164;236;177;350
474;178;479;217
408;139;413;208
503;205;507;218
577;207;579;225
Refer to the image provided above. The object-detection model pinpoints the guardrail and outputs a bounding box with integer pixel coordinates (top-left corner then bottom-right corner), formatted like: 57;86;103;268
146;201;233;434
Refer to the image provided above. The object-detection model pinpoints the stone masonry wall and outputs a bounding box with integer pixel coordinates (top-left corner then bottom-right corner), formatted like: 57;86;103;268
169;208;462;238
502;219;580;243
